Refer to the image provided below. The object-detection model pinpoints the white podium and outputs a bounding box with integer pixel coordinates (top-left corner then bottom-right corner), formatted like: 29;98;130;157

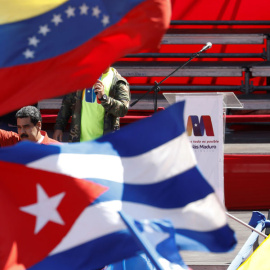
163;92;242;203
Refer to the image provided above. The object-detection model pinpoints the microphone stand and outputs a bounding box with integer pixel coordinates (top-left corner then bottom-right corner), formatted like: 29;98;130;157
130;48;209;112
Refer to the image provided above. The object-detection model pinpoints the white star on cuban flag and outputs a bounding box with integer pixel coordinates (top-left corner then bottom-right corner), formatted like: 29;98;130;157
20;184;65;234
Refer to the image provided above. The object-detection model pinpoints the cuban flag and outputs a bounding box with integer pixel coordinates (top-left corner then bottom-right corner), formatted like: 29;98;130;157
0;0;171;116
0;101;236;270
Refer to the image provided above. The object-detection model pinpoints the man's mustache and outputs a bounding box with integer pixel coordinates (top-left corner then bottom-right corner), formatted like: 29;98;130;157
20;134;28;139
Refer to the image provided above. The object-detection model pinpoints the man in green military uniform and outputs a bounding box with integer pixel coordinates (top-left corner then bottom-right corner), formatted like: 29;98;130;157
53;67;130;142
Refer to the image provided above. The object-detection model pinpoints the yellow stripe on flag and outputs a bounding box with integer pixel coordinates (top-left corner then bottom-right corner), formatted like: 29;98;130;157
238;235;270;270
0;0;68;24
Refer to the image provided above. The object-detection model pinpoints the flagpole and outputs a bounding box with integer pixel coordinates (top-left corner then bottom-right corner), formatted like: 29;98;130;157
228;221;265;270
118;211;165;270
226;212;267;238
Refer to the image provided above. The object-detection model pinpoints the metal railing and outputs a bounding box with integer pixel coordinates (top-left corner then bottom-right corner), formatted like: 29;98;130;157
119;21;270;99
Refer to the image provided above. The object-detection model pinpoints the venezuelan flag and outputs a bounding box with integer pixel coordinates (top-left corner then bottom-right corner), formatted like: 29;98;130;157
0;0;171;115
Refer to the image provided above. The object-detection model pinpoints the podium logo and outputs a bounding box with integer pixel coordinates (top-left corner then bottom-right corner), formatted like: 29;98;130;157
187;115;214;136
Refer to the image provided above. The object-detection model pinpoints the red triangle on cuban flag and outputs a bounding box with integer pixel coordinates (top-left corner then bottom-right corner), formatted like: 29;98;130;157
0;160;108;270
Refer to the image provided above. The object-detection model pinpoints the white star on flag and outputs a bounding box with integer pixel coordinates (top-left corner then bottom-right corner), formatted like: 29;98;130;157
79;3;89;15
101;15;110;26
28;36;40;47
23;49;35;59
51;14;63;26
65;6;76;18
92;6;101;18
38;25;51;36
20;184;65;234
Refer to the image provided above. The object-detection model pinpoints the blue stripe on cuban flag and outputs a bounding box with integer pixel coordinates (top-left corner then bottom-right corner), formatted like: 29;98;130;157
0;101;236;269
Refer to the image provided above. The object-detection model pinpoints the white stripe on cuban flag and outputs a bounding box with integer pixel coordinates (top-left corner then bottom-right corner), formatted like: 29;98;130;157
26;132;196;184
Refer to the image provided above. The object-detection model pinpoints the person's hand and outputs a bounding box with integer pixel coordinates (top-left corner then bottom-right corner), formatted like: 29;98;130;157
93;79;105;99
53;129;63;142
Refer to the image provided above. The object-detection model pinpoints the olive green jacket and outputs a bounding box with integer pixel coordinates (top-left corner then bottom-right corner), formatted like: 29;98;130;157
54;68;130;142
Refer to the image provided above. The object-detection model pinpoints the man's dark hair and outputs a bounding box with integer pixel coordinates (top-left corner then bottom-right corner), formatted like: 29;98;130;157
16;106;42;125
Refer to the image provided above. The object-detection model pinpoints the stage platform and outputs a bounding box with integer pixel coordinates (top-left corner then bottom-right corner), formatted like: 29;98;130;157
224;143;270;210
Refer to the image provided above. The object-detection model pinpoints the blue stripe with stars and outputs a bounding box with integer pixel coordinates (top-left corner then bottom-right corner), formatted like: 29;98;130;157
0;0;145;67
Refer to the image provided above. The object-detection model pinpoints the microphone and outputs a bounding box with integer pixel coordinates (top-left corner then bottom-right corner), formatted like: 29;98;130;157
199;42;212;53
